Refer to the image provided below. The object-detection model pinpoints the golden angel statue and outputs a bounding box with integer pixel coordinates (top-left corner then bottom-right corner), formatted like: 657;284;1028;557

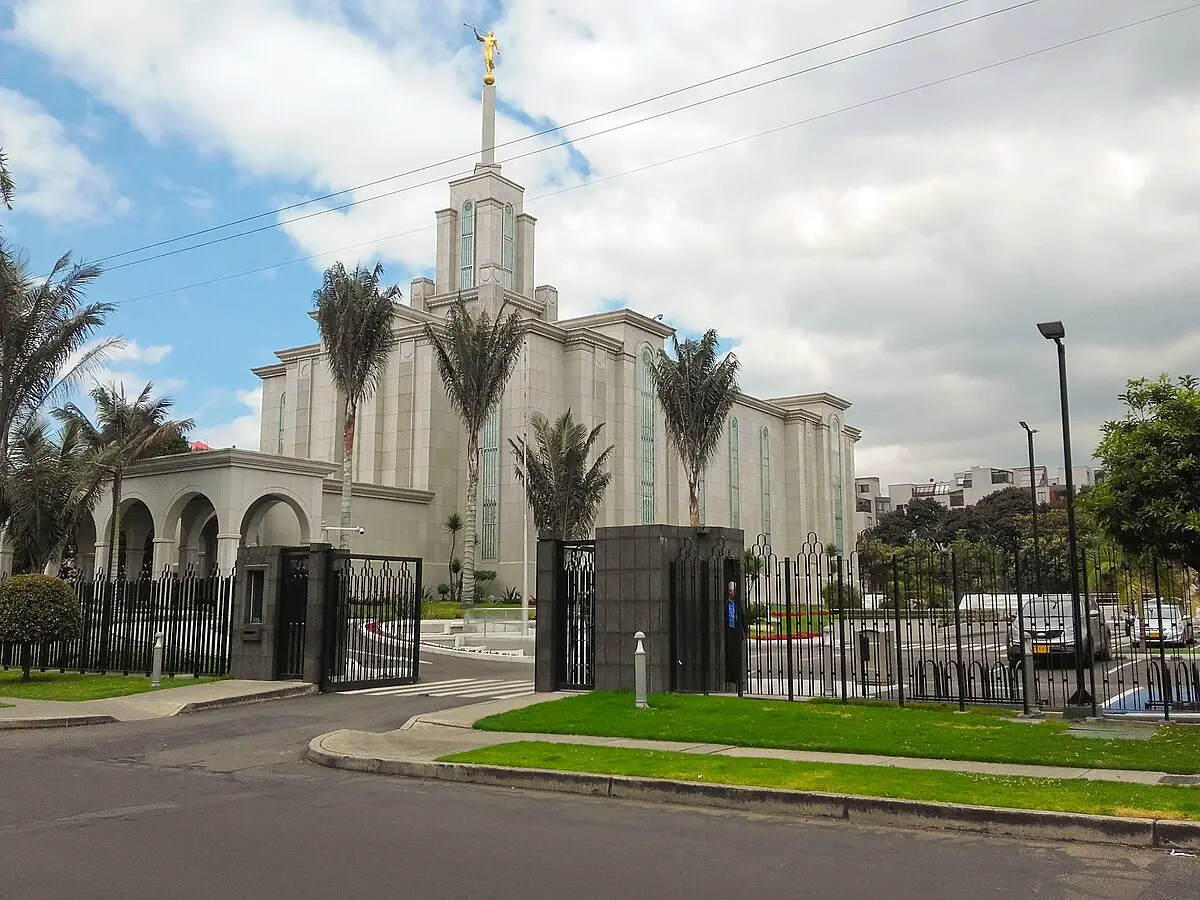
468;25;500;85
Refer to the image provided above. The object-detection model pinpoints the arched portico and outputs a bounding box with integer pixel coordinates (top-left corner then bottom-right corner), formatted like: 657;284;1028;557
239;490;312;549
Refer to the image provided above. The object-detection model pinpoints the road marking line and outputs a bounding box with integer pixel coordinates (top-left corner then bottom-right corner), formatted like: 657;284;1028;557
343;677;480;696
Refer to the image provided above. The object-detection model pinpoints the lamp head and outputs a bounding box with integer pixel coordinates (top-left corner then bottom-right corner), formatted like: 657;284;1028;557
1019;420;1028;430
1037;320;1065;340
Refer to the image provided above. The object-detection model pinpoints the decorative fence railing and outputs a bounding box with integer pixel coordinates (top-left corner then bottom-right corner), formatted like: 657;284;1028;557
743;537;1199;719
1;570;235;678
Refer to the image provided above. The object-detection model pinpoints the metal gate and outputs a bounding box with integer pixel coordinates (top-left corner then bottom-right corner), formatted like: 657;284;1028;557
322;553;421;692
556;541;595;690
670;541;744;694
276;550;308;679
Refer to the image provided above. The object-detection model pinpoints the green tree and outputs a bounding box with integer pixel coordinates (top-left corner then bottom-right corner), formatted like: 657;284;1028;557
444;512;463;602
57;382;193;579
509;408;614;540
866;496;948;547
0;574;81;681
1086;375;1200;574
424;297;526;604
648;330;740;527
312;261;400;548
5;417;102;574
0;240;115;523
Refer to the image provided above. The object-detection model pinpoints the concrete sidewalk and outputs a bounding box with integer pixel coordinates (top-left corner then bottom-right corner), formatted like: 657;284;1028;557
309;692;1197;787
304;693;1200;851
0;679;316;728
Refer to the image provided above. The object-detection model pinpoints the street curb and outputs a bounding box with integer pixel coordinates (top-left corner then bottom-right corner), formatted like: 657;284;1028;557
0;683;318;729
303;734;1200;851
175;683;319;715
0;714;117;730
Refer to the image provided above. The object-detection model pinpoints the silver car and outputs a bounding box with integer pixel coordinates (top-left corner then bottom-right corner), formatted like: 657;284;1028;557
1133;603;1195;648
1007;595;1111;666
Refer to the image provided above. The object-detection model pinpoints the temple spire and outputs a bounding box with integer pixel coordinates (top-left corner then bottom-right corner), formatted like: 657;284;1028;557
481;82;497;168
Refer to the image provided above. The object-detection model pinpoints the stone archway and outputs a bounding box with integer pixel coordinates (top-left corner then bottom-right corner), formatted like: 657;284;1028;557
70;510;99;580
103;498;155;579
239;491;312;550
164;490;221;576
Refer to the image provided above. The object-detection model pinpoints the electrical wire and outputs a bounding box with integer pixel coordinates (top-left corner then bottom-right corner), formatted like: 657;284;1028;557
97;0;1046;275
109;2;1200;309
83;0;983;267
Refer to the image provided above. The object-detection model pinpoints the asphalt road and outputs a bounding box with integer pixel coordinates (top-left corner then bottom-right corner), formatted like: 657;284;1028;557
1;654;1196;900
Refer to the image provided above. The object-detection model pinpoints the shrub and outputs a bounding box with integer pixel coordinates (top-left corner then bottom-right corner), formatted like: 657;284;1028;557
501;586;521;604
819;581;863;611
0;575;82;682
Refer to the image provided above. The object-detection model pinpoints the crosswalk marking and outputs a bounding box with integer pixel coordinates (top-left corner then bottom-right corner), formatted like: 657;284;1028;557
341;677;534;700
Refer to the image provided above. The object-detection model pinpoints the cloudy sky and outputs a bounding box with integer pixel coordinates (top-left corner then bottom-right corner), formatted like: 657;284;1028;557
2;0;1197;486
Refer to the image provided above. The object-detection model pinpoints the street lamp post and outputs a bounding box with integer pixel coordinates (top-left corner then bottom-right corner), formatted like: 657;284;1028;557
1036;321;1092;714
1018;421;1042;595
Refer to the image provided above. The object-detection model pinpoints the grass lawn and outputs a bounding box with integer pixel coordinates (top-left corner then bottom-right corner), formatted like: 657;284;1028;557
421;602;537;620
475;692;1200;775
0;670;227;702
443;741;1200;821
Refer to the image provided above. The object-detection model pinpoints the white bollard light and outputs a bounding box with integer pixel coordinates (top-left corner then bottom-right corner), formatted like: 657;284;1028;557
634;630;648;709
151;631;164;687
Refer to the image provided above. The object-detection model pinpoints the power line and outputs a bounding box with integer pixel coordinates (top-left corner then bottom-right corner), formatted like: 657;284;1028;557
85;0;980;268
112;3;1200;310
97;0;1044;275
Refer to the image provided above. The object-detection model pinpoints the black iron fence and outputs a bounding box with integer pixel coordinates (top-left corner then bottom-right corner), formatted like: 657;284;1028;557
322;553;421;692
743;537;1200;719
1;570;235;678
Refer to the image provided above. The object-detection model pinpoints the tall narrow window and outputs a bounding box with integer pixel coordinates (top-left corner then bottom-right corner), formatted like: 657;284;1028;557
460;200;475;288
638;346;656;524
480;404;500;560
831;416;844;552
729;417;741;528
277;392;287;454
501;203;514;289
760;426;771;538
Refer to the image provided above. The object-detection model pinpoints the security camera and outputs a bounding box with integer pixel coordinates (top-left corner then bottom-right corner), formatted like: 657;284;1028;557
355;526;366;535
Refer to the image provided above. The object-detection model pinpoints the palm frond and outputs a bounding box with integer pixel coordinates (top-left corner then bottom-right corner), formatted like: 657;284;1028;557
0;147;14;210
424;295;527;438
312;260;400;408
510;408;614;540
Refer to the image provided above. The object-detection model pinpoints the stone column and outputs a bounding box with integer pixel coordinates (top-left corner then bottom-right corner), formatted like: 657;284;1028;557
534;535;557;692
94;541;113;579
481;81;496;166
123;547;146;579
152;538;178;575
215;533;242;575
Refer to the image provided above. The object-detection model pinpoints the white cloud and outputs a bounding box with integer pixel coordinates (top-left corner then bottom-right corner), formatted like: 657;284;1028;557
12;0;1200;487
195;388;261;450
0;87;127;221
110;342;173;365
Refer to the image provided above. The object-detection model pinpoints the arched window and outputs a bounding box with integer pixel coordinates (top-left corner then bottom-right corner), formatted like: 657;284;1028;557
831;416;844;552
501;203;514;289
480;404;500;560
277;392;287;455
729;417;740;528
760;426;771;538
638;346;656;524
460;200;475;289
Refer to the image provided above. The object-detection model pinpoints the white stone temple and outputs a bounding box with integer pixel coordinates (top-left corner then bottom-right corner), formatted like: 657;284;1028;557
7;78;860;591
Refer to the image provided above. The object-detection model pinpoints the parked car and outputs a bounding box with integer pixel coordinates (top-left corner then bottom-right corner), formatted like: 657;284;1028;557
1006;595;1111;666
1132;603;1195;648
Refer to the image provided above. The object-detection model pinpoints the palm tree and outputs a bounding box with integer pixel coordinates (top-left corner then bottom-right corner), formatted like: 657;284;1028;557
57;382;193;579
648;329;741;528
312;261;400;549
5;416;102;574
424;296;526;604
444;512;463;602
0;238;116;523
509;409;614;540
